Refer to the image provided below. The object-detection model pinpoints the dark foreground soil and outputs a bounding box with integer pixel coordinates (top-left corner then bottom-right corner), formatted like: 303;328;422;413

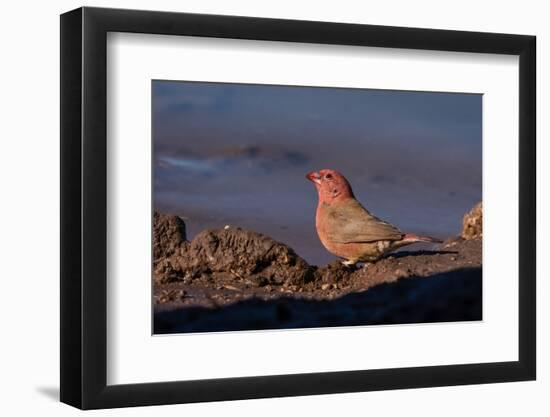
152;203;482;334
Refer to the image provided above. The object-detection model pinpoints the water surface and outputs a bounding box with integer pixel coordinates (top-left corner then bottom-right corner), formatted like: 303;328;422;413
153;81;482;266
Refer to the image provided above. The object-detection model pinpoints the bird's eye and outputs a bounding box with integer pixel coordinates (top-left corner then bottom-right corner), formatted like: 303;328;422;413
325;173;333;180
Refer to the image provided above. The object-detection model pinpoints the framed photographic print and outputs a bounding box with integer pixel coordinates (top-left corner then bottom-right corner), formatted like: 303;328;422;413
60;6;536;409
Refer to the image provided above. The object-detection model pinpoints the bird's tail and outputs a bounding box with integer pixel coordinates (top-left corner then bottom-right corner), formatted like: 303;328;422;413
403;233;443;244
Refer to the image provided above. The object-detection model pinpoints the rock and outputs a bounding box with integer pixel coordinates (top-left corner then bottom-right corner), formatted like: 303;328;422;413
461;202;482;240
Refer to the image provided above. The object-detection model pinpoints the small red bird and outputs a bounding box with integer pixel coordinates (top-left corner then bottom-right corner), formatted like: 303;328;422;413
306;169;442;266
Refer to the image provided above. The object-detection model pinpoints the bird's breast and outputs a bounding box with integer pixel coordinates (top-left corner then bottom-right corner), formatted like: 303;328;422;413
315;203;343;248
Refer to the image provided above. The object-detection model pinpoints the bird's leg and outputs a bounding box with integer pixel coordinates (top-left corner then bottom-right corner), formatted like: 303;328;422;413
341;259;357;267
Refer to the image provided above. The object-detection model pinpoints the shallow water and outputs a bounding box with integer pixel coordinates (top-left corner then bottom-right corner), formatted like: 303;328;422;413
153;81;482;266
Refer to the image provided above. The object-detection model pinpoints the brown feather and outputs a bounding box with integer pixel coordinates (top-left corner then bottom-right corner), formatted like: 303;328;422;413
320;199;403;243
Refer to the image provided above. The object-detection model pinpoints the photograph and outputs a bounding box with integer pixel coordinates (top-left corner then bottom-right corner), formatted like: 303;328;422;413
152;80;483;334
52;3;539;412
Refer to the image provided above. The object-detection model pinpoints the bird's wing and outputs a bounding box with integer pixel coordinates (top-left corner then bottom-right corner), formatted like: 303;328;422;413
325;199;403;243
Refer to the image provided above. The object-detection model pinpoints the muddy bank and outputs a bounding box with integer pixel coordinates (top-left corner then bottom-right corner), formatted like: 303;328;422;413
155;268;481;333
153;203;482;333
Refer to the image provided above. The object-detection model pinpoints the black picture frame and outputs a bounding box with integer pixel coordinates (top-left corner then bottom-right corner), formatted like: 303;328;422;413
60;6;536;410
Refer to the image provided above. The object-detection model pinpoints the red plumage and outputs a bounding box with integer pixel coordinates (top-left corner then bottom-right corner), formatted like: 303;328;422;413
306;169;442;265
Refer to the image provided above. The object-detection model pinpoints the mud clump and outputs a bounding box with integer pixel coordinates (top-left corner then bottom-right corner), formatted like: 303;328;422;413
177;227;315;286
462;201;482;240
152;212;314;286
313;261;358;290
153;212;187;259
153;212;189;284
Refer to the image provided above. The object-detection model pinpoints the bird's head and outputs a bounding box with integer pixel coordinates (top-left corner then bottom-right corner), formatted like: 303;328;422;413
306;169;354;204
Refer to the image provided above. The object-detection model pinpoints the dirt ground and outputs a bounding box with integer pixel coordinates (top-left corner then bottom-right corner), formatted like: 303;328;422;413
152;204;482;333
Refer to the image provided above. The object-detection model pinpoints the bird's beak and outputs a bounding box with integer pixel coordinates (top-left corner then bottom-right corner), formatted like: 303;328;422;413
306;171;321;184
